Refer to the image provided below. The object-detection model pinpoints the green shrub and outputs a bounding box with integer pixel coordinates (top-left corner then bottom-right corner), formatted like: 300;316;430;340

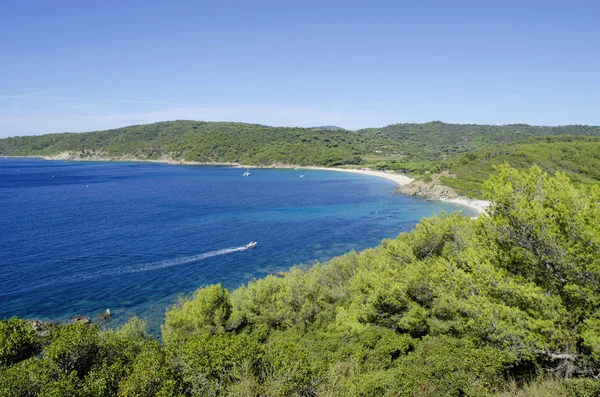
0;317;39;367
162;284;232;343
117;341;179;397
43;322;100;376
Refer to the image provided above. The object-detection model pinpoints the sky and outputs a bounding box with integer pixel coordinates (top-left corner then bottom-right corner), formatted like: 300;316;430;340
1;0;599;137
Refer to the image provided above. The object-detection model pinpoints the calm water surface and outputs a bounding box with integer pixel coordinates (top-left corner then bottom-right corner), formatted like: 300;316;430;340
0;158;473;333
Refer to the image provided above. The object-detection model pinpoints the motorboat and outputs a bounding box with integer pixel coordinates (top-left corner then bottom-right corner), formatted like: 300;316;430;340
243;171;250;176
245;242;257;249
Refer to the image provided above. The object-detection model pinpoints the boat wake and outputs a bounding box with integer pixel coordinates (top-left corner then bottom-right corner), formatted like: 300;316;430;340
101;246;248;277
1;245;250;297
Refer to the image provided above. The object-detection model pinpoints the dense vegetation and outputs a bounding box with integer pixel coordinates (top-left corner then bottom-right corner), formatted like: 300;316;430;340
375;136;600;198
2;165;599;396
358;121;600;161
438;137;600;198
0;121;386;167
2;120;600;167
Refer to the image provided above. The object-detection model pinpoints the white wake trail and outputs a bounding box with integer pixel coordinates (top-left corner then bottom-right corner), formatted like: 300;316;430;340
105;246;248;276
1;246;249;297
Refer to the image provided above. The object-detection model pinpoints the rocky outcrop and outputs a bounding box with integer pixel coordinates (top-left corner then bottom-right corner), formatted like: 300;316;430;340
44;150;110;161
43;151;191;164
25;314;98;336
97;309;111;321
70;315;92;325
45;152;76;161
26;320;55;337
398;176;458;200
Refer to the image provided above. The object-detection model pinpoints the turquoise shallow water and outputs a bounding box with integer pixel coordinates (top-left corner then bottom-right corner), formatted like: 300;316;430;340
0;158;474;333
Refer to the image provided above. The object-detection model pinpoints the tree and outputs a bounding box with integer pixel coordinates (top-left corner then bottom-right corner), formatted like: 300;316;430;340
0;317;39;367
162;284;232;343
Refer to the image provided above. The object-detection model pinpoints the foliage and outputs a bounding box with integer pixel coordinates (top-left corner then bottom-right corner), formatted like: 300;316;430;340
0;121;381;166
162;284;232;343
3;120;600;171
436;137;600;198
484;165;600;310
165;333;261;395
43;322;101;376
117;341;180;397
0;317;39;367
498;377;600;397
354;336;512;396
359;121;600;162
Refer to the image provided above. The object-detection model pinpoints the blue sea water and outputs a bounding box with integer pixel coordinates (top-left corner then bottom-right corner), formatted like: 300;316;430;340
0;158;474;333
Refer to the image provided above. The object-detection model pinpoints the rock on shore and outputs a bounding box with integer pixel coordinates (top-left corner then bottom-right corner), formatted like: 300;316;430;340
26;320;55;337
398;178;458;200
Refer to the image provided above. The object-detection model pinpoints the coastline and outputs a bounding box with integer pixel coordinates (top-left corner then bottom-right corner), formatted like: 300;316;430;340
298;167;490;215
438;197;490;215
291;166;415;187
5;154;490;214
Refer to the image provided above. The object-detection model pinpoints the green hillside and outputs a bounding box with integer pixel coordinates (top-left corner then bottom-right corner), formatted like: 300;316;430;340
361;135;600;198
0;121;394;167
2;166;600;396
385;136;596;198
359;121;600;161
439;137;600;197
4;121;600;168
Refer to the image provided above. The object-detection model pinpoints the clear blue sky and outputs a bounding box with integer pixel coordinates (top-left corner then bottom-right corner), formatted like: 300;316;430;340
1;0;599;137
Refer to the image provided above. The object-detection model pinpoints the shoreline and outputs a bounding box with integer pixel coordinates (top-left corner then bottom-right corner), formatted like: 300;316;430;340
5;154;490;214
438;197;490;215
287;166;415;187
258;165;490;214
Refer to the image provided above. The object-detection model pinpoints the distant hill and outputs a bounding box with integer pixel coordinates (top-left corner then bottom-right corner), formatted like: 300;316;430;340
379;135;600;198
438;136;600;197
2;120;600;188
0;120;394;167
311;125;347;131
358;121;600;161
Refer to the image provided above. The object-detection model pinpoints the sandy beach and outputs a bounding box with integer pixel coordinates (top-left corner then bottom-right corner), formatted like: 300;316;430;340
439;197;491;215
302;166;415;186
303;167;490;215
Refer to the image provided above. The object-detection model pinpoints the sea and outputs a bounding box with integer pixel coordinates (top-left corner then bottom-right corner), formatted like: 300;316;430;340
0;158;474;334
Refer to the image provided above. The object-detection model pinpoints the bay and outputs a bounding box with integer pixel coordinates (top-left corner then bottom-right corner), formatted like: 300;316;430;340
0;158;474;333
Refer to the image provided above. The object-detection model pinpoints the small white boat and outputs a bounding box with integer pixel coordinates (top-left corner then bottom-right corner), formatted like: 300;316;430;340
245;241;257;249
300;175;305;178
243;171;251;176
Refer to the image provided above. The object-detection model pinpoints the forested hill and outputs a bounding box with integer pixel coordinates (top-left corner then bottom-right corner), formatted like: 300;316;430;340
2;120;600;166
0;121;385;167
437;136;600;197
358;121;600;161
377;136;600;198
